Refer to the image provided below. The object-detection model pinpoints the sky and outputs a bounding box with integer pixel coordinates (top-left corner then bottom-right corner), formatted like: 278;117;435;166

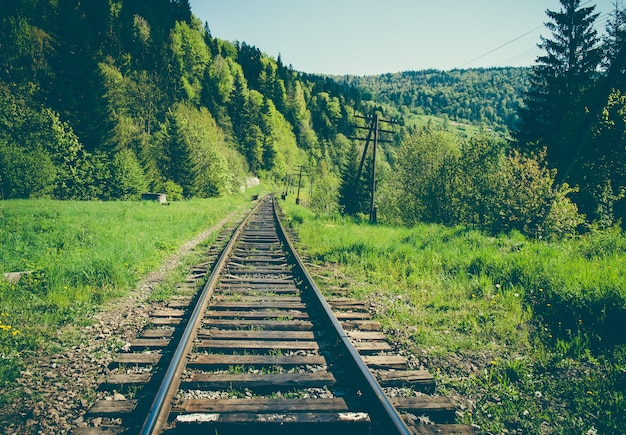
188;0;619;76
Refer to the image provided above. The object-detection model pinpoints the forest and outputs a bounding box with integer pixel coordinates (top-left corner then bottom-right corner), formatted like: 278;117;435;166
1;0;625;236
0;0;365;202
344;67;529;133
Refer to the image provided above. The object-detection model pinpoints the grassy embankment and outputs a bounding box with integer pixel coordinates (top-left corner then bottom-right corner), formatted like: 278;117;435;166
280;201;626;434
0;191;261;401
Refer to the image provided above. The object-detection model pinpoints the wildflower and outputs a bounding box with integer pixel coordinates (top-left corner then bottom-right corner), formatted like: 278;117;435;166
587;391;593;395
546;303;551;307
535;391;542;398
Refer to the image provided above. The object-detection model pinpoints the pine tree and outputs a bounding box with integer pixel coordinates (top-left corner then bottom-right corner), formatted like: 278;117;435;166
161;110;198;198
604;2;626;89
338;141;370;216
515;0;603;183
228;73;250;142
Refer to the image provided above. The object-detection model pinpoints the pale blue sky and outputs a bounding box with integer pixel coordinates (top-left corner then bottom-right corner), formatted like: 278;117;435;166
188;0;619;75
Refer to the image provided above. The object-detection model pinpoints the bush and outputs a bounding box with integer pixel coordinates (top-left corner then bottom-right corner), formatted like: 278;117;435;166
163;180;183;201
542;183;586;239
0;142;56;198
310;172;340;215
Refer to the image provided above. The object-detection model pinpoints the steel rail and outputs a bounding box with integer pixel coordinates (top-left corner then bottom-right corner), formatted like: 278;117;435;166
138;198;266;435
272;197;412;435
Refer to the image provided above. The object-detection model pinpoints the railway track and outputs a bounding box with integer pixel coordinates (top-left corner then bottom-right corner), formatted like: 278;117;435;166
74;196;473;434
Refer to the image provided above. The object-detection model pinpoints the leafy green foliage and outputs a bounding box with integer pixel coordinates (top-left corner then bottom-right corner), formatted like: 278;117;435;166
385;126;584;238
0;87;95;199
0;141;56;198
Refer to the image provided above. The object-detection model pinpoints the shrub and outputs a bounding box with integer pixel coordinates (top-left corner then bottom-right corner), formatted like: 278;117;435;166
310;172;340;215
542;183;586;239
163;180;183;201
0;142;56;198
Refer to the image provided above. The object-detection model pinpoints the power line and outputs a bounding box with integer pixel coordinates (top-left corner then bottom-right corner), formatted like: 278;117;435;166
460;4;615;69
460;25;544;68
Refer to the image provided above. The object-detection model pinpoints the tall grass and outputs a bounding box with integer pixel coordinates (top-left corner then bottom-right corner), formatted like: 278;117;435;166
0;196;250;393
281;202;626;434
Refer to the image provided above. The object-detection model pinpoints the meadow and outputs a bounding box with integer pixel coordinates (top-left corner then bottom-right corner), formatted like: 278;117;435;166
2;194;624;433
0;195;256;397
281;202;626;434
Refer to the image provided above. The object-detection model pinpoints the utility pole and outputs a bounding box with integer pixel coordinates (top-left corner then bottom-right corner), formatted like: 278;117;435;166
351;112;397;223
296;165;304;205
370;114;379;223
282;174;291;200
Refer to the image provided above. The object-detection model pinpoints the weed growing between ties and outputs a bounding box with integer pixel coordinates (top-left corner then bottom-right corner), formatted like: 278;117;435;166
0;196;248;400
281;202;626;434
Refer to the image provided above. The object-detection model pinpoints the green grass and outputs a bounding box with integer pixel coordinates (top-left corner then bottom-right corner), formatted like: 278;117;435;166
280;202;626;434
0;195;253;397
404;112;484;137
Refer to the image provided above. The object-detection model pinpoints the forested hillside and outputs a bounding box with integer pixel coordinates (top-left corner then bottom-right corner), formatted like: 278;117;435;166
0;0;374;201
0;0;534;203
345;68;529;132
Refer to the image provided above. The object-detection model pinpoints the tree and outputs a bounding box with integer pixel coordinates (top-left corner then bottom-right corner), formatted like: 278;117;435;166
158;109;198;198
111;148;147;200
338;141;371;216
0;140;56;199
310;165;340;215
395;127;460;226
586;90;626;226
156;104;232;198
228;72;250;142
237;42;263;91
515;0;603;182
169;19;210;104
603;1;626;89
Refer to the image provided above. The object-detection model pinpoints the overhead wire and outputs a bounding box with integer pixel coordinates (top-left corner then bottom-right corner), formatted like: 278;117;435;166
460;2;616;69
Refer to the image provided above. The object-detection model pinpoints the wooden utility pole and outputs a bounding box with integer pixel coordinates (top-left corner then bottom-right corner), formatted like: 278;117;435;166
370;113;379;223
296;165;304;205
351;113;397;223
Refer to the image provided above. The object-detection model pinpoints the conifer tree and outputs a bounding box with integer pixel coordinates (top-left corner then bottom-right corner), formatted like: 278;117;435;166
515;0;603;183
